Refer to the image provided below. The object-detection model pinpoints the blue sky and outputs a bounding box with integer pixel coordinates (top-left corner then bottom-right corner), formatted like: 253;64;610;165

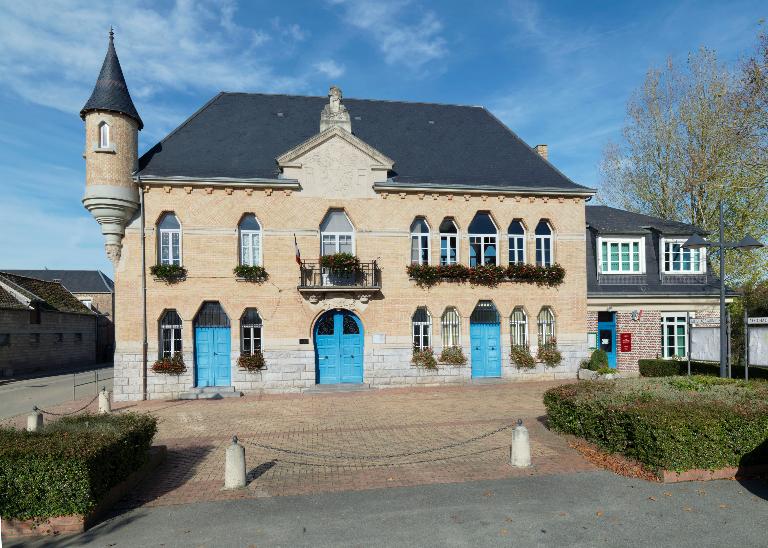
0;0;765;275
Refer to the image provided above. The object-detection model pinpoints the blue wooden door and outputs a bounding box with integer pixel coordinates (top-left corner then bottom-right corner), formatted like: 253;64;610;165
598;316;617;368
195;327;231;387
315;310;363;384
470;322;501;378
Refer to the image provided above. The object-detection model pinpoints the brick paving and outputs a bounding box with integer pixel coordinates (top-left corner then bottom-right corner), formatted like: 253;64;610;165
5;381;596;509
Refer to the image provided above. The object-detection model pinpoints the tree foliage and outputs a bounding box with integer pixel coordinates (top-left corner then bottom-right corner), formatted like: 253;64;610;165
601;36;768;285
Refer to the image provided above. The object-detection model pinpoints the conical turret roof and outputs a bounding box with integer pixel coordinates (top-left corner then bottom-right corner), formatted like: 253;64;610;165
80;30;143;129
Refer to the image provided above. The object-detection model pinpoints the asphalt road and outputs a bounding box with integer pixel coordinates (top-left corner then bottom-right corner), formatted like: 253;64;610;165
9;470;767;547
0;364;113;419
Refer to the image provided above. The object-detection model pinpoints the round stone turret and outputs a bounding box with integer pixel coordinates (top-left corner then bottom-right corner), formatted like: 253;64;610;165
80;29;142;266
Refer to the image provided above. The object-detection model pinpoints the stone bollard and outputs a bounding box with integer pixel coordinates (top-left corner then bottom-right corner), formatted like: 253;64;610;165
27;407;43;432
98;387;111;414
224;435;246;489
510;419;531;468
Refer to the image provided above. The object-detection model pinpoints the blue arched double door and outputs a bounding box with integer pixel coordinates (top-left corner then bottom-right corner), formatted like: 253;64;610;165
314;309;364;384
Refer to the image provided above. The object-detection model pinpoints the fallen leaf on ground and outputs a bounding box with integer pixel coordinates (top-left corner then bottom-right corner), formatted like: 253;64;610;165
648;496;656;501
500;528;509;536
697;489;706;496
719;504;730;509
568;439;659;482
683;507;693;512
663;492;672;497
483;490;494;497
596;511;604;517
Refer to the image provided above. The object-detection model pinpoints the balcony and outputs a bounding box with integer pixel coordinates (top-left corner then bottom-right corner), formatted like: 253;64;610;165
298;261;381;303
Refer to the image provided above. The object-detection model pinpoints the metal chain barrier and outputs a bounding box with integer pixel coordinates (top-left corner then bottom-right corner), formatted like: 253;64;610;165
34;393;100;417
240;421;516;462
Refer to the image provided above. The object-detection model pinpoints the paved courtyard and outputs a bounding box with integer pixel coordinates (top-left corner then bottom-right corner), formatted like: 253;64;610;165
6;380;597;509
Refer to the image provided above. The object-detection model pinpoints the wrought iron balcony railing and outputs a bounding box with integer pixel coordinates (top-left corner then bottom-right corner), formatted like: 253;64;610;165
660;272;709;285
596;272;647;285
299;261;382;290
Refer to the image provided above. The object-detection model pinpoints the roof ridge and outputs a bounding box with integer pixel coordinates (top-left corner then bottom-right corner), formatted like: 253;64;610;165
96;270;114;291
218;91;485;109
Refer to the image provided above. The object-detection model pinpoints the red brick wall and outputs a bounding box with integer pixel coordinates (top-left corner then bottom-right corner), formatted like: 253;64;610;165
587;310;662;372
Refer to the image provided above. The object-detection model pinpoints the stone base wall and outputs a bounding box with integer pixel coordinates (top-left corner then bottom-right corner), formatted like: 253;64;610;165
113;341;588;400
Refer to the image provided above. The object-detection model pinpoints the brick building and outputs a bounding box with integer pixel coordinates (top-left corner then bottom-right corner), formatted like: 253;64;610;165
585;206;727;371
0;273;96;376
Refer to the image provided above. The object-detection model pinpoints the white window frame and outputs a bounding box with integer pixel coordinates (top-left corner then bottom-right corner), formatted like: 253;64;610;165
598;236;645;274
439;219;459;266
537;307;556;345
158;214;182;266
412;308;432;351
510;307;528;347
320;211;355;256
239;215;262;267
98;121;110;149
410;218;431;265
160;311;182;358
661;313;688;358
661;238;706;274
508;221;526;265
241;309;263;355
469;213;499;267
535;221;554;267
441;307;461;347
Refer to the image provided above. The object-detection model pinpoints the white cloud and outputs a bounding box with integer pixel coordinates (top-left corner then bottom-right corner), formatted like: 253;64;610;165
314;59;346;79
328;0;447;70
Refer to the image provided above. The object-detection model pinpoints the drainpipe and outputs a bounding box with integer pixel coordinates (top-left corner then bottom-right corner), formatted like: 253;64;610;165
139;176;148;401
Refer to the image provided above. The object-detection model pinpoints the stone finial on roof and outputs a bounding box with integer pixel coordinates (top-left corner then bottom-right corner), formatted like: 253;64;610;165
80;28;143;129
320;85;351;133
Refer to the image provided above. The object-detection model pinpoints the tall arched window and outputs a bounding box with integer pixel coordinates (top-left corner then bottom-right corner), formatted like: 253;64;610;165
98;121;110;149
158;213;181;265
410;218;431;265
239;214;262;266
441;307;461;347
510;307;528;347
159;309;182;358
537;307;556;344
508;220;526;265
320;210;354;255
535;220;553;267
412;307;432;350
241;308;263;354
468;213;498;266
439;218;458;265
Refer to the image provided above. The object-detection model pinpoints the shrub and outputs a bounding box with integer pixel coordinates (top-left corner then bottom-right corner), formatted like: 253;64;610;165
468;265;506;287
511;345;536;369
412;347;438;369
543;378;768;472
439;346;467;365
151;352;186;375
406;264;442;288
233;264;269;283
638;358;768;380
537;339;562;367
238;350;266;371
149;264;187;283
438;264;470;282
406;263;566;288
585;349;609;371
506;262;566;287
0;412;157;519
319;253;359;270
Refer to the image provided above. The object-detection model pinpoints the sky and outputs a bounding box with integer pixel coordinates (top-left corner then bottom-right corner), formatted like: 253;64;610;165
0;0;765;276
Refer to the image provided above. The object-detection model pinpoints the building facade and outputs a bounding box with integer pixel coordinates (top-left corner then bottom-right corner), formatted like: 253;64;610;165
0;273;96;376
81;35;596;401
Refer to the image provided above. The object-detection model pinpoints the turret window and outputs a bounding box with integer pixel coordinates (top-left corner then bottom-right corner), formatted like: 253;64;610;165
98;121;111;149
158;213;182;265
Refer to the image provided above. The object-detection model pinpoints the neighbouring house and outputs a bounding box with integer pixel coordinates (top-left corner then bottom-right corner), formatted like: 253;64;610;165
80;33;728;401
585;206;732;371
2;269;115;361
0;272;97;376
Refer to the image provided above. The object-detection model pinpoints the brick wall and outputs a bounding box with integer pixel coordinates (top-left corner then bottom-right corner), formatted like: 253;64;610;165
0;309;97;376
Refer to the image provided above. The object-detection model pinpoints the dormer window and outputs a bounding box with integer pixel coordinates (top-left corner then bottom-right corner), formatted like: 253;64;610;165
598;237;644;273
98;121;110;149
662;238;706;274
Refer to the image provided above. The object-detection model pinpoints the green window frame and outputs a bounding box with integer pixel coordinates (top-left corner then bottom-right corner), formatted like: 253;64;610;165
661;314;688;358
599;238;642;273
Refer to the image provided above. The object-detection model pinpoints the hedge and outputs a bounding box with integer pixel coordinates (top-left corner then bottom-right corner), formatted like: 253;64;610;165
0;412;157;519
639;359;768;380
544;378;768;472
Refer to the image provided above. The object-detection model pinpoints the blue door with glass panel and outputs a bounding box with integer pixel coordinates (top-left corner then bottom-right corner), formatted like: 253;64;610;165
597;312;617;368
315;310;364;384
194;302;232;387
470;322;501;377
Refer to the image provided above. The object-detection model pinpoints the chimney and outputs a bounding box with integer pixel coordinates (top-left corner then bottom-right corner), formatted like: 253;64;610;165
534;144;548;160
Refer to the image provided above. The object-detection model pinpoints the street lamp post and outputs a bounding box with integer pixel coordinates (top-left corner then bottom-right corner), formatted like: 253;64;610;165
682;200;764;378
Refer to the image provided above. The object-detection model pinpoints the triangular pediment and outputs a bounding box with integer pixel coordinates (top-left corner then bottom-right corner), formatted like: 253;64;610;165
276;126;394;170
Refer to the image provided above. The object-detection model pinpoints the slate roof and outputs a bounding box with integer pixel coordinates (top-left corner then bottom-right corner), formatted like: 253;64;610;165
80;31;143;129
1;270;114;294
138;92;591;193
0;273;92;314
0;285;27;310
585;206;728;298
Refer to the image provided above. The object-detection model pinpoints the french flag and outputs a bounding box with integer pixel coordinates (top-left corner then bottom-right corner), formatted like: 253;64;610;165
294;234;301;265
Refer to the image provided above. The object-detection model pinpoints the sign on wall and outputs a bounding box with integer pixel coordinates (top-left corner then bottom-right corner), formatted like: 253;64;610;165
619;333;632;352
